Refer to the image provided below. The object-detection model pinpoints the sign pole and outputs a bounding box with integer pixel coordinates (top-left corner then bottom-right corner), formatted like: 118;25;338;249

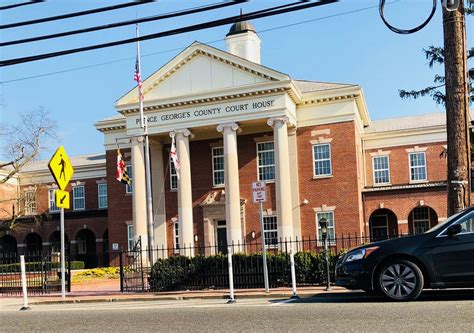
259;200;269;293
60;207;66;299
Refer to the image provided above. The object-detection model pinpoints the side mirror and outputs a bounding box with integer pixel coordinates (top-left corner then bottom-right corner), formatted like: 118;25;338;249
447;224;462;237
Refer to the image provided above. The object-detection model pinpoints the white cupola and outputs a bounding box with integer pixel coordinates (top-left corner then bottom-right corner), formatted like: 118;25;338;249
225;18;261;64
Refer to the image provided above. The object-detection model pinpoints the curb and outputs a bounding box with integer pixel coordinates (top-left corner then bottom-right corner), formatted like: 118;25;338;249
28;291;340;305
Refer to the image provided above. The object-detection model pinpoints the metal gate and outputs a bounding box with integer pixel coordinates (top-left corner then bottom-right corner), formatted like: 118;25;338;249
119;237;149;292
0;252;71;295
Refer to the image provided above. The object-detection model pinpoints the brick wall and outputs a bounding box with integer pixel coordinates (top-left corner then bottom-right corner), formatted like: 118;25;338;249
297;121;362;238
106;149;132;265
365;142;447;187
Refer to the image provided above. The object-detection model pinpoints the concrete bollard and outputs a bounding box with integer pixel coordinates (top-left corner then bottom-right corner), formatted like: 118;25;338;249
19;255;31;311
227;246;236;304
290;249;299;299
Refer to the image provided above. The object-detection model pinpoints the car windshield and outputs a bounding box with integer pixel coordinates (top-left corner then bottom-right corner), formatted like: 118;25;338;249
425;210;464;233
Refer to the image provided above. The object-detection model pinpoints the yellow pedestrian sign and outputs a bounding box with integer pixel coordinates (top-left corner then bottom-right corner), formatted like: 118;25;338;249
55;190;70;209
48;145;74;190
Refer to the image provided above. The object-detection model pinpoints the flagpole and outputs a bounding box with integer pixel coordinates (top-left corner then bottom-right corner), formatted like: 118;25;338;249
136;24;155;264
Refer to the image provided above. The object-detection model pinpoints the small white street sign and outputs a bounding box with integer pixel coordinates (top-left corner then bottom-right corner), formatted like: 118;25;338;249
252;181;267;203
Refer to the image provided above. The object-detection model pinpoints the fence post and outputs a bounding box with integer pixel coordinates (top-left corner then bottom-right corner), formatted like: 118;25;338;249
227;246;236;304
119;251;124;292
67;253;71;293
289;249;299;299
19;255;30;311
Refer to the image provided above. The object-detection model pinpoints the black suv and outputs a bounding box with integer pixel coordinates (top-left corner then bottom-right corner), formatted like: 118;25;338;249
335;207;474;301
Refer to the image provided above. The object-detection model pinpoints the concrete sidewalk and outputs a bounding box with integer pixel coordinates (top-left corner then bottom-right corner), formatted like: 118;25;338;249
1;286;348;306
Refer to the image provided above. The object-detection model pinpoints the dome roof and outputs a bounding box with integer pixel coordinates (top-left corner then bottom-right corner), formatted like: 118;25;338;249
226;20;256;36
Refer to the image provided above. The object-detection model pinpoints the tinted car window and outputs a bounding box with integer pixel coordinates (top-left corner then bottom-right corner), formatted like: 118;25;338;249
440;211;474;236
426;210;463;233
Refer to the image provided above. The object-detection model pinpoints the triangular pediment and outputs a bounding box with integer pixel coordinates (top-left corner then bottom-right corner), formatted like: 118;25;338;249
116;42;290;107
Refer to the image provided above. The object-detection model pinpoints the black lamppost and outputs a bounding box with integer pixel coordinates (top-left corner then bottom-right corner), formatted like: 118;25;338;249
319;217;331;291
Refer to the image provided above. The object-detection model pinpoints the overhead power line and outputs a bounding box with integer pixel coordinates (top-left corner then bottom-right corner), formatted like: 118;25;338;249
1;0;154;29
0;0;338;67
1;0;397;84
0;0;43;11
1;1;248;47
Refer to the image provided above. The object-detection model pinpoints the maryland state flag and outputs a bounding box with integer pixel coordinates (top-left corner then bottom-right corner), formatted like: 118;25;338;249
116;149;131;185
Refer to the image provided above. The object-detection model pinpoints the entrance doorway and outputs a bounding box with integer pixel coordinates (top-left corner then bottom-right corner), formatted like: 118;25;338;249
216;220;227;254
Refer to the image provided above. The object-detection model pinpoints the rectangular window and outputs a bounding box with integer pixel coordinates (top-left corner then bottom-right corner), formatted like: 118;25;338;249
409;152;427;182
127;225;134;251
316;211;336;243
263;215;278;248
212;147;225;187
78;240;87;254
373;155;390;185
98;183;107;209
25;191;36;215
412;207;430;234
257;141;275;181
126;165;133;193
170;159;178;191
174;222;180;253
313;143;332;177
73;185;85;210
49;189;59;213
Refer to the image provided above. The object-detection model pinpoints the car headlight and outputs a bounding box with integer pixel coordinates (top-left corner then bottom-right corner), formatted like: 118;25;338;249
344;246;379;263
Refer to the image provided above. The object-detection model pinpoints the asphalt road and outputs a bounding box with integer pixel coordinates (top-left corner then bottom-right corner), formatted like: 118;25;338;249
1;290;474;332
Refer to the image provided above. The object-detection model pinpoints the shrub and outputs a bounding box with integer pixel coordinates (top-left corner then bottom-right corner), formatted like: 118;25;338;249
149;251;342;292
0;260;84;273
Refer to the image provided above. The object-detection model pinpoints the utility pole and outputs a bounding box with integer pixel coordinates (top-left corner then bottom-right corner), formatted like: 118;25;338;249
443;1;471;216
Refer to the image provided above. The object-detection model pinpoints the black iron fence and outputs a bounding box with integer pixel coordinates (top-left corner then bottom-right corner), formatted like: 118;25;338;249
0;252;71;295
120;234;398;293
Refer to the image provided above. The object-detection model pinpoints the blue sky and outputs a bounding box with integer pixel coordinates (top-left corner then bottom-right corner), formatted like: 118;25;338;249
1;0;472;157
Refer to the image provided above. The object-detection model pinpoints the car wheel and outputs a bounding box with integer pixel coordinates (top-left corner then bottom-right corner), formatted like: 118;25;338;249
377;259;423;301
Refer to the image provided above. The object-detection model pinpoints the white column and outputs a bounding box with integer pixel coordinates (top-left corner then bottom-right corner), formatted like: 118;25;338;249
217;122;242;247
267;116;294;241
150;140;167;257
131;136;148;250
170;129;194;256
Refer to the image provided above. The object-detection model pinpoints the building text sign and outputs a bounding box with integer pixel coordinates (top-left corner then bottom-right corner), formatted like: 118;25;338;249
126;96;286;131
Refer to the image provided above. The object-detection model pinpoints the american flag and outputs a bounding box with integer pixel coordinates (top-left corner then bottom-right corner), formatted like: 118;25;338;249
134;56;144;101
170;136;180;180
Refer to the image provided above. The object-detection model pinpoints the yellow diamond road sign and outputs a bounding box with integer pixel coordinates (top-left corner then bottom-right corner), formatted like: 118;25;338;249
48;145;74;190
55;190;70;209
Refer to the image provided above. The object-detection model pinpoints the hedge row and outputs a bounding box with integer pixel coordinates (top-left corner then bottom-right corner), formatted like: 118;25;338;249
0;261;84;273
149;251;341;291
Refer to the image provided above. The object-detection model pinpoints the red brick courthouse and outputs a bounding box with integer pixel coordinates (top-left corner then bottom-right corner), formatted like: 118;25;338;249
1;20;471;266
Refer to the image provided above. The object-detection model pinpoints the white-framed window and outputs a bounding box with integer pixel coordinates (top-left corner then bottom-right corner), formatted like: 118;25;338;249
127;225;134;251
126;165;133;193
412;207;430;234
409;152;427;182
263;215;278;248
170;159;178;191
257;141;275;181
49;189;59;213
373;155;390;185
313;143;332;177
174;222;180;253
212;147;225;187
78;239;87;254
316;211;336;243
98;183;107;209
25;191;36;215
73;185;85;211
